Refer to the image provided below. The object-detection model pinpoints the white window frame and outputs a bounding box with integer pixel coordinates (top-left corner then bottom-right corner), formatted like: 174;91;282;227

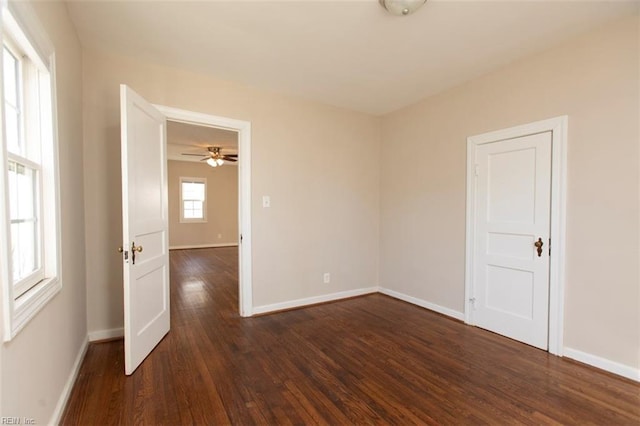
7;157;44;296
0;1;61;341
179;176;207;223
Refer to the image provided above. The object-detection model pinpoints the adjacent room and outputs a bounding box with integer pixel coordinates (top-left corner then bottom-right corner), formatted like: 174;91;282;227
0;0;638;424
166;121;239;251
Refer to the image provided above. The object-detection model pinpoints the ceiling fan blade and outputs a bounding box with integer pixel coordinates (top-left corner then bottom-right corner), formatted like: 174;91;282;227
223;153;238;157
222;156;238;162
181;153;207;157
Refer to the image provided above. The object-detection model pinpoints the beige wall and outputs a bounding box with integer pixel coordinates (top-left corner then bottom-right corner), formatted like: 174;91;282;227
81;11;637;377
83;49;381;333
168;160;238;247
380;16;639;369
0;2;87;423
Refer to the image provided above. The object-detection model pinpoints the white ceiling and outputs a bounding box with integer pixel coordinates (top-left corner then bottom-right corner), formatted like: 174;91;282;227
66;0;639;115
167;120;238;162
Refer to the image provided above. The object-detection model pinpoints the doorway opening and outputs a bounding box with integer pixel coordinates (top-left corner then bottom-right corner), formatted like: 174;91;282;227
156;105;253;317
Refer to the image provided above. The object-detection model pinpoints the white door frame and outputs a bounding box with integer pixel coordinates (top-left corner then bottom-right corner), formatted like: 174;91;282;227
465;116;568;356
154;105;253;317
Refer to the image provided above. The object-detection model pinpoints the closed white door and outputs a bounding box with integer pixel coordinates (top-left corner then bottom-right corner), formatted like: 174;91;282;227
120;84;170;375
472;132;551;349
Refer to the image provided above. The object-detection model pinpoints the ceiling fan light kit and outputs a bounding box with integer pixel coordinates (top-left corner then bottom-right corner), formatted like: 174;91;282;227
206;158;224;167
180;146;238;167
379;0;427;16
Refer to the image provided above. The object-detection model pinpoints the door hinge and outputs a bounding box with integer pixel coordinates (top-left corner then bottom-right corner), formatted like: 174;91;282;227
549;238;551;256
240;233;243;243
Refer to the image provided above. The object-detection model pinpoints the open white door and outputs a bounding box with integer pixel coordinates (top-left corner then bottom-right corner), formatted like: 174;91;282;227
120;85;170;375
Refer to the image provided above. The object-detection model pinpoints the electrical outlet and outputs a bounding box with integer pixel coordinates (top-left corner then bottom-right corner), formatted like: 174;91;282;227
262;196;271;208
323;272;331;284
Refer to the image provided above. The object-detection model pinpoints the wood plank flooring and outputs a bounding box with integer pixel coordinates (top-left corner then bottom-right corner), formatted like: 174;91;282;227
61;247;640;425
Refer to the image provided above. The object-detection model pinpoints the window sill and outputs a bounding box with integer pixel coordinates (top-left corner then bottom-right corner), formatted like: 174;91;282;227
5;276;61;341
179;219;208;224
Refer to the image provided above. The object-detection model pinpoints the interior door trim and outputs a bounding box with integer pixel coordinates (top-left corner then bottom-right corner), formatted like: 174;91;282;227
154;104;253;317
465;116;568;356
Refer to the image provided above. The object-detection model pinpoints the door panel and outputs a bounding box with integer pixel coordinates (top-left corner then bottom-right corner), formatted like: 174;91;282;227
487;233;534;260
486;147;537;223
485;265;534;319
120;84;170;375
473;132;551;349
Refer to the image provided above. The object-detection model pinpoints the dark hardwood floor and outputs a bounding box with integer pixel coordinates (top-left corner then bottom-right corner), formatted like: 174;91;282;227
62;247;640;425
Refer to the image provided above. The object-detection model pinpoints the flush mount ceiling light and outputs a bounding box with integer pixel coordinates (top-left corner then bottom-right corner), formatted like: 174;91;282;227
379;0;427;16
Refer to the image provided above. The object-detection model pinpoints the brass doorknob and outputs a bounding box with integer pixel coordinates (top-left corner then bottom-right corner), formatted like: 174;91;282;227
118;246;123;253
130;242;143;265
534;238;543;257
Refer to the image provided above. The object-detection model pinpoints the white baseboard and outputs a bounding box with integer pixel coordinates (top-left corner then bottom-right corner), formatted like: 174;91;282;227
50;335;89;425
89;327;124;342
169;243;238;250
563;347;640;382
252;287;378;315
378;287;465;321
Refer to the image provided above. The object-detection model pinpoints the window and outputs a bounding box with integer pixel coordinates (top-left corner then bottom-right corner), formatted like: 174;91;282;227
180;177;207;222
1;3;60;340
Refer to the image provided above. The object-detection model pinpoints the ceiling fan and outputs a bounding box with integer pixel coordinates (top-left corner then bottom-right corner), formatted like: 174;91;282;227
181;146;237;167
